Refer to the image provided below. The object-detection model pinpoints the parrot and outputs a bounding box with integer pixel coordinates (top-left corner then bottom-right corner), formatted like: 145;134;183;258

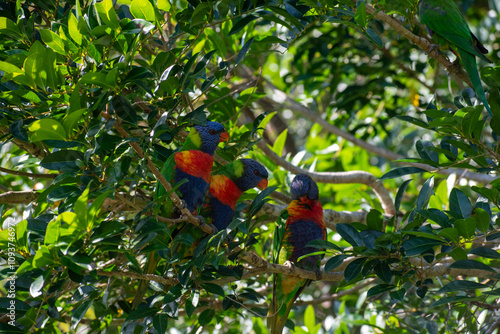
268;174;326;334
170;158;270;264
207;158;269;231
132;121;228;309
418;0;493;116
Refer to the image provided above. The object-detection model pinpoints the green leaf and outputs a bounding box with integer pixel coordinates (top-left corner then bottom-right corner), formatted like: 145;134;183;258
74;186;89;230
0;60;24;75
236;37;254;65
198;309;214;326
454;218;476;239
306;239;342;251
0;297;31;316
336;223;363;247
389;288;406;301
153;313;169;333
88;190;112;230
449;188;472;218
62;108;86;134
469;247;500;259
112;95;138;125
228;15;257;36
40;150;85;171
200;283;225;296
272;129;288;156
47;185;80;202
354;1;367;27
374;262;392;283
395;179;412;212
471;186;498;203
474;208;490;234
29;119;67;142
80;72;115;89
366;209;383;231
40;29;66;55
448;259;496;272
402;237;441;256
95;0;121;29
32;245;56;268
416;140;439;163
304;305;319;334
380;167;427;180
44;219;61;245
68;12;83;45
416;176;434;210
130;0;155;21
364;27;383;48
0;323;25;333
367;284;394;297
437;280;488;293
24;41;59;90
430;296;475;308
344;257;365;282
248;186;277;217
0;17;22;38
125;308;161;321
438;227;460;243
325;255;348;272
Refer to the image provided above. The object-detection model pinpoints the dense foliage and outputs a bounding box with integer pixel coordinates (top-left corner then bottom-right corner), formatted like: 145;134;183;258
1;0;500;333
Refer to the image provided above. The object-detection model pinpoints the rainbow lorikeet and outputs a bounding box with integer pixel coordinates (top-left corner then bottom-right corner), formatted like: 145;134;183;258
268;174;326;334
172;158;269;262
132;121;228;309
418;0;493;116
207;158;269;231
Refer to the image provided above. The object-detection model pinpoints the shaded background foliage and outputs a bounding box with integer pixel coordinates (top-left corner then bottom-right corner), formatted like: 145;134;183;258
1;0;500;333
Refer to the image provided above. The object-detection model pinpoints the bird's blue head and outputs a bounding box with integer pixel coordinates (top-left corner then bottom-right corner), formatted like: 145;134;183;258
194;121;228;155
290;174;318;201
234;159;269;192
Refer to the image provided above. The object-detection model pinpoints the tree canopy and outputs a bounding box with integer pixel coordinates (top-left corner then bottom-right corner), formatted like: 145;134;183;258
1;0;500;333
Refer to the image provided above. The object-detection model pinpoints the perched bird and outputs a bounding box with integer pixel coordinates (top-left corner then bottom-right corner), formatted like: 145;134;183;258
132;121;228;309
207;158;269;231
268;174;326;334
155;121;229;214
418;0;493;116
172;158;269;261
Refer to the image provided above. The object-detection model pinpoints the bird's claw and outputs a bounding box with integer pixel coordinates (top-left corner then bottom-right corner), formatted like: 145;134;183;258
425;43;440;56
208;223;218;235
449;59;462;76
194;215;205;225
284;260;295;273
314;268;322;280
179;200;187;210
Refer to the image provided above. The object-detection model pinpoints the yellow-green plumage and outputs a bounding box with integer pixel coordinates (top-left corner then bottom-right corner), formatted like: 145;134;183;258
418;0;492;115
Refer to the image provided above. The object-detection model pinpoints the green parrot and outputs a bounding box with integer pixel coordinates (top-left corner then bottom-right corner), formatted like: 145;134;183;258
418;0;493;116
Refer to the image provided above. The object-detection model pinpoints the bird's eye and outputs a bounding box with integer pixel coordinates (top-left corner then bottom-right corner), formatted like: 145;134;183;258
209;129;216;135
254;170;259;176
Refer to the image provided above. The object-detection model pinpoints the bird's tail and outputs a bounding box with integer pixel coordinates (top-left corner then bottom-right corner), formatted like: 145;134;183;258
461;50;492;116
268;275;310;334
131;252;159;309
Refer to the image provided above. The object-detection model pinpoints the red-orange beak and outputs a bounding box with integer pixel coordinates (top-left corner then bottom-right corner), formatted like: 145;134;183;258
219;131;229;142
257;178;268;190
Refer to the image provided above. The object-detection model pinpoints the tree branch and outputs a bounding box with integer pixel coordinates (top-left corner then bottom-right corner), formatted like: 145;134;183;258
0;167;56;179
261;78;494;184
0;190;38;204
95;269;179;286
364;4;474;88
256;140;396;216
0;127;48;159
